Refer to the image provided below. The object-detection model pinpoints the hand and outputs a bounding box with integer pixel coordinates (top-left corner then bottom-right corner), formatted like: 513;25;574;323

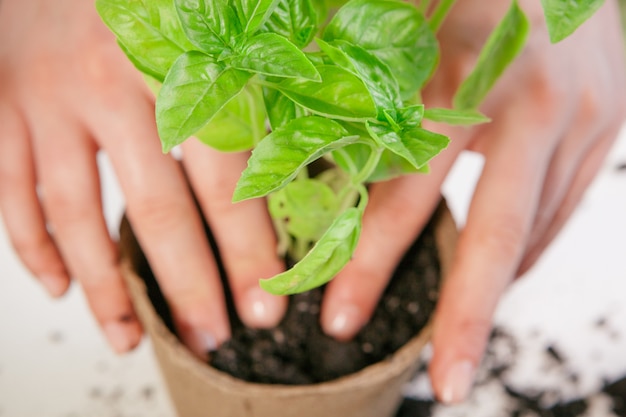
0;0;286;357
319;0;626;403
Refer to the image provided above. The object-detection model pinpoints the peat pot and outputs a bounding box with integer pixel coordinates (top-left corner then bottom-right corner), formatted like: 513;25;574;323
118;202;457;417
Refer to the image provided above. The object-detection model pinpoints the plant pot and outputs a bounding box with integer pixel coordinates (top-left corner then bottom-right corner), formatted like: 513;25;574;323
118;201;457;417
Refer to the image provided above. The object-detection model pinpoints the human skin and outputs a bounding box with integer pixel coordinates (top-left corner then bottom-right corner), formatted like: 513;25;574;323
0;0;287;359
0;0;624;406
320;0;626;403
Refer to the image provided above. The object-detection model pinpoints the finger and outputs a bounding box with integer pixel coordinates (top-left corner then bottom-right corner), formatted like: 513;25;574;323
519;123;623;274
429;118;553;404
321;125;471;341
524;89;610;264
182;139;287;329
0;101;69;297
90;92;230;358
28;108;142;354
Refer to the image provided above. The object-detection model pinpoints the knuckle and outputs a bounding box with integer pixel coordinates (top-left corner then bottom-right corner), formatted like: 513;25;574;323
474;215;527;261
528;72;567;112
194;170;239;214
81;265;122;292
457;317;493;347
577;88;603;126
44;190;95;225
11;232;64;273
127;193;194;233
78;46;120;90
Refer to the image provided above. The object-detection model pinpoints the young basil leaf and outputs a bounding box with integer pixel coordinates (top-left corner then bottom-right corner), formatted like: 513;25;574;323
268;179;339;242
263;87;304;130
174;0;241;54
156;51;251;152
232;33;320;80
194;84;266;152
274;65;377;121
453;1;530;110
397;104;425;128
541;0;604;43
233;117;360;201
260;207;362;295
233;0;282;34
96;0;191;81
315;38;357;72
319;39;402;118
323;0;438;99
423;108;491;126
263;0;318;48
366;122;449;169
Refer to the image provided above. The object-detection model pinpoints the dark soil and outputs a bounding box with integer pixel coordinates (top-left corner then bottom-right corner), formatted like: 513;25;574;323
137;210;442;385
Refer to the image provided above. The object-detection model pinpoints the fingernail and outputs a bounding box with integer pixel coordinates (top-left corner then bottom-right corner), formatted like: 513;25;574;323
240;287;285;328
441;360;475;404
324;304;364;340
103;322;137;354
39;274;69;298
179;327;218;359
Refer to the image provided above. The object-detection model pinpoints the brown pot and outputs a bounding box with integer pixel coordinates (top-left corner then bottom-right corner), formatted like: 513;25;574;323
119;202;457;417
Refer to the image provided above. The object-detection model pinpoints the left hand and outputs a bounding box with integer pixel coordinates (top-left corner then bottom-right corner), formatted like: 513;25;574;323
319;0;626;403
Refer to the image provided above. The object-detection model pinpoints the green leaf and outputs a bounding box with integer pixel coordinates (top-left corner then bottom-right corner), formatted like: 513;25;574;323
453;1;530;110
263;0;319;47
315;38;357;72
423;108;491;125
234;117;360;201
275;65;377;121
233;0;282;34
232;33;320;80
541;0;604;43
174;0;241;53
263;87;304;130
268;179;339;242
156;51;251;152
366;122;449;169
318;39;402;117
194;84;266;152
260;207;362;295
96;0;192;80
397;104;425;128
323;0;438;99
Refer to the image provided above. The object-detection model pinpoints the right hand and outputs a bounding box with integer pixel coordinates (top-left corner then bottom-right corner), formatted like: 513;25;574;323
0;0;287;357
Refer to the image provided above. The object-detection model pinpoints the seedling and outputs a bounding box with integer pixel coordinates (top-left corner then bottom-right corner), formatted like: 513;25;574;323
97;0;597;295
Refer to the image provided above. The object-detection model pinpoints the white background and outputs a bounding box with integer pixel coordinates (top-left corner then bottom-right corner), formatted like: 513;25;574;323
1;128;625;417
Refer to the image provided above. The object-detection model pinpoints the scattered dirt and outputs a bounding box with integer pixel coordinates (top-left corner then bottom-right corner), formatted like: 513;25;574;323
48;330;64;344
395;328;626;417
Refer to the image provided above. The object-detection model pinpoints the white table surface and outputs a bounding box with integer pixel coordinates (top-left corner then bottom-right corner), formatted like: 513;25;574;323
1;128;625;417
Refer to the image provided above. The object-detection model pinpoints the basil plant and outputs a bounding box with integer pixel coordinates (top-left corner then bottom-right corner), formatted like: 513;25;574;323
96;0;600;295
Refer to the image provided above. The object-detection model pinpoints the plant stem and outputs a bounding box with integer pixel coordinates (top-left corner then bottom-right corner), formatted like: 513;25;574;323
428;0;458;32
272;216;291;257
351;145;383;186
336;144;381;213
292;237;311;262
417;0;434;14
